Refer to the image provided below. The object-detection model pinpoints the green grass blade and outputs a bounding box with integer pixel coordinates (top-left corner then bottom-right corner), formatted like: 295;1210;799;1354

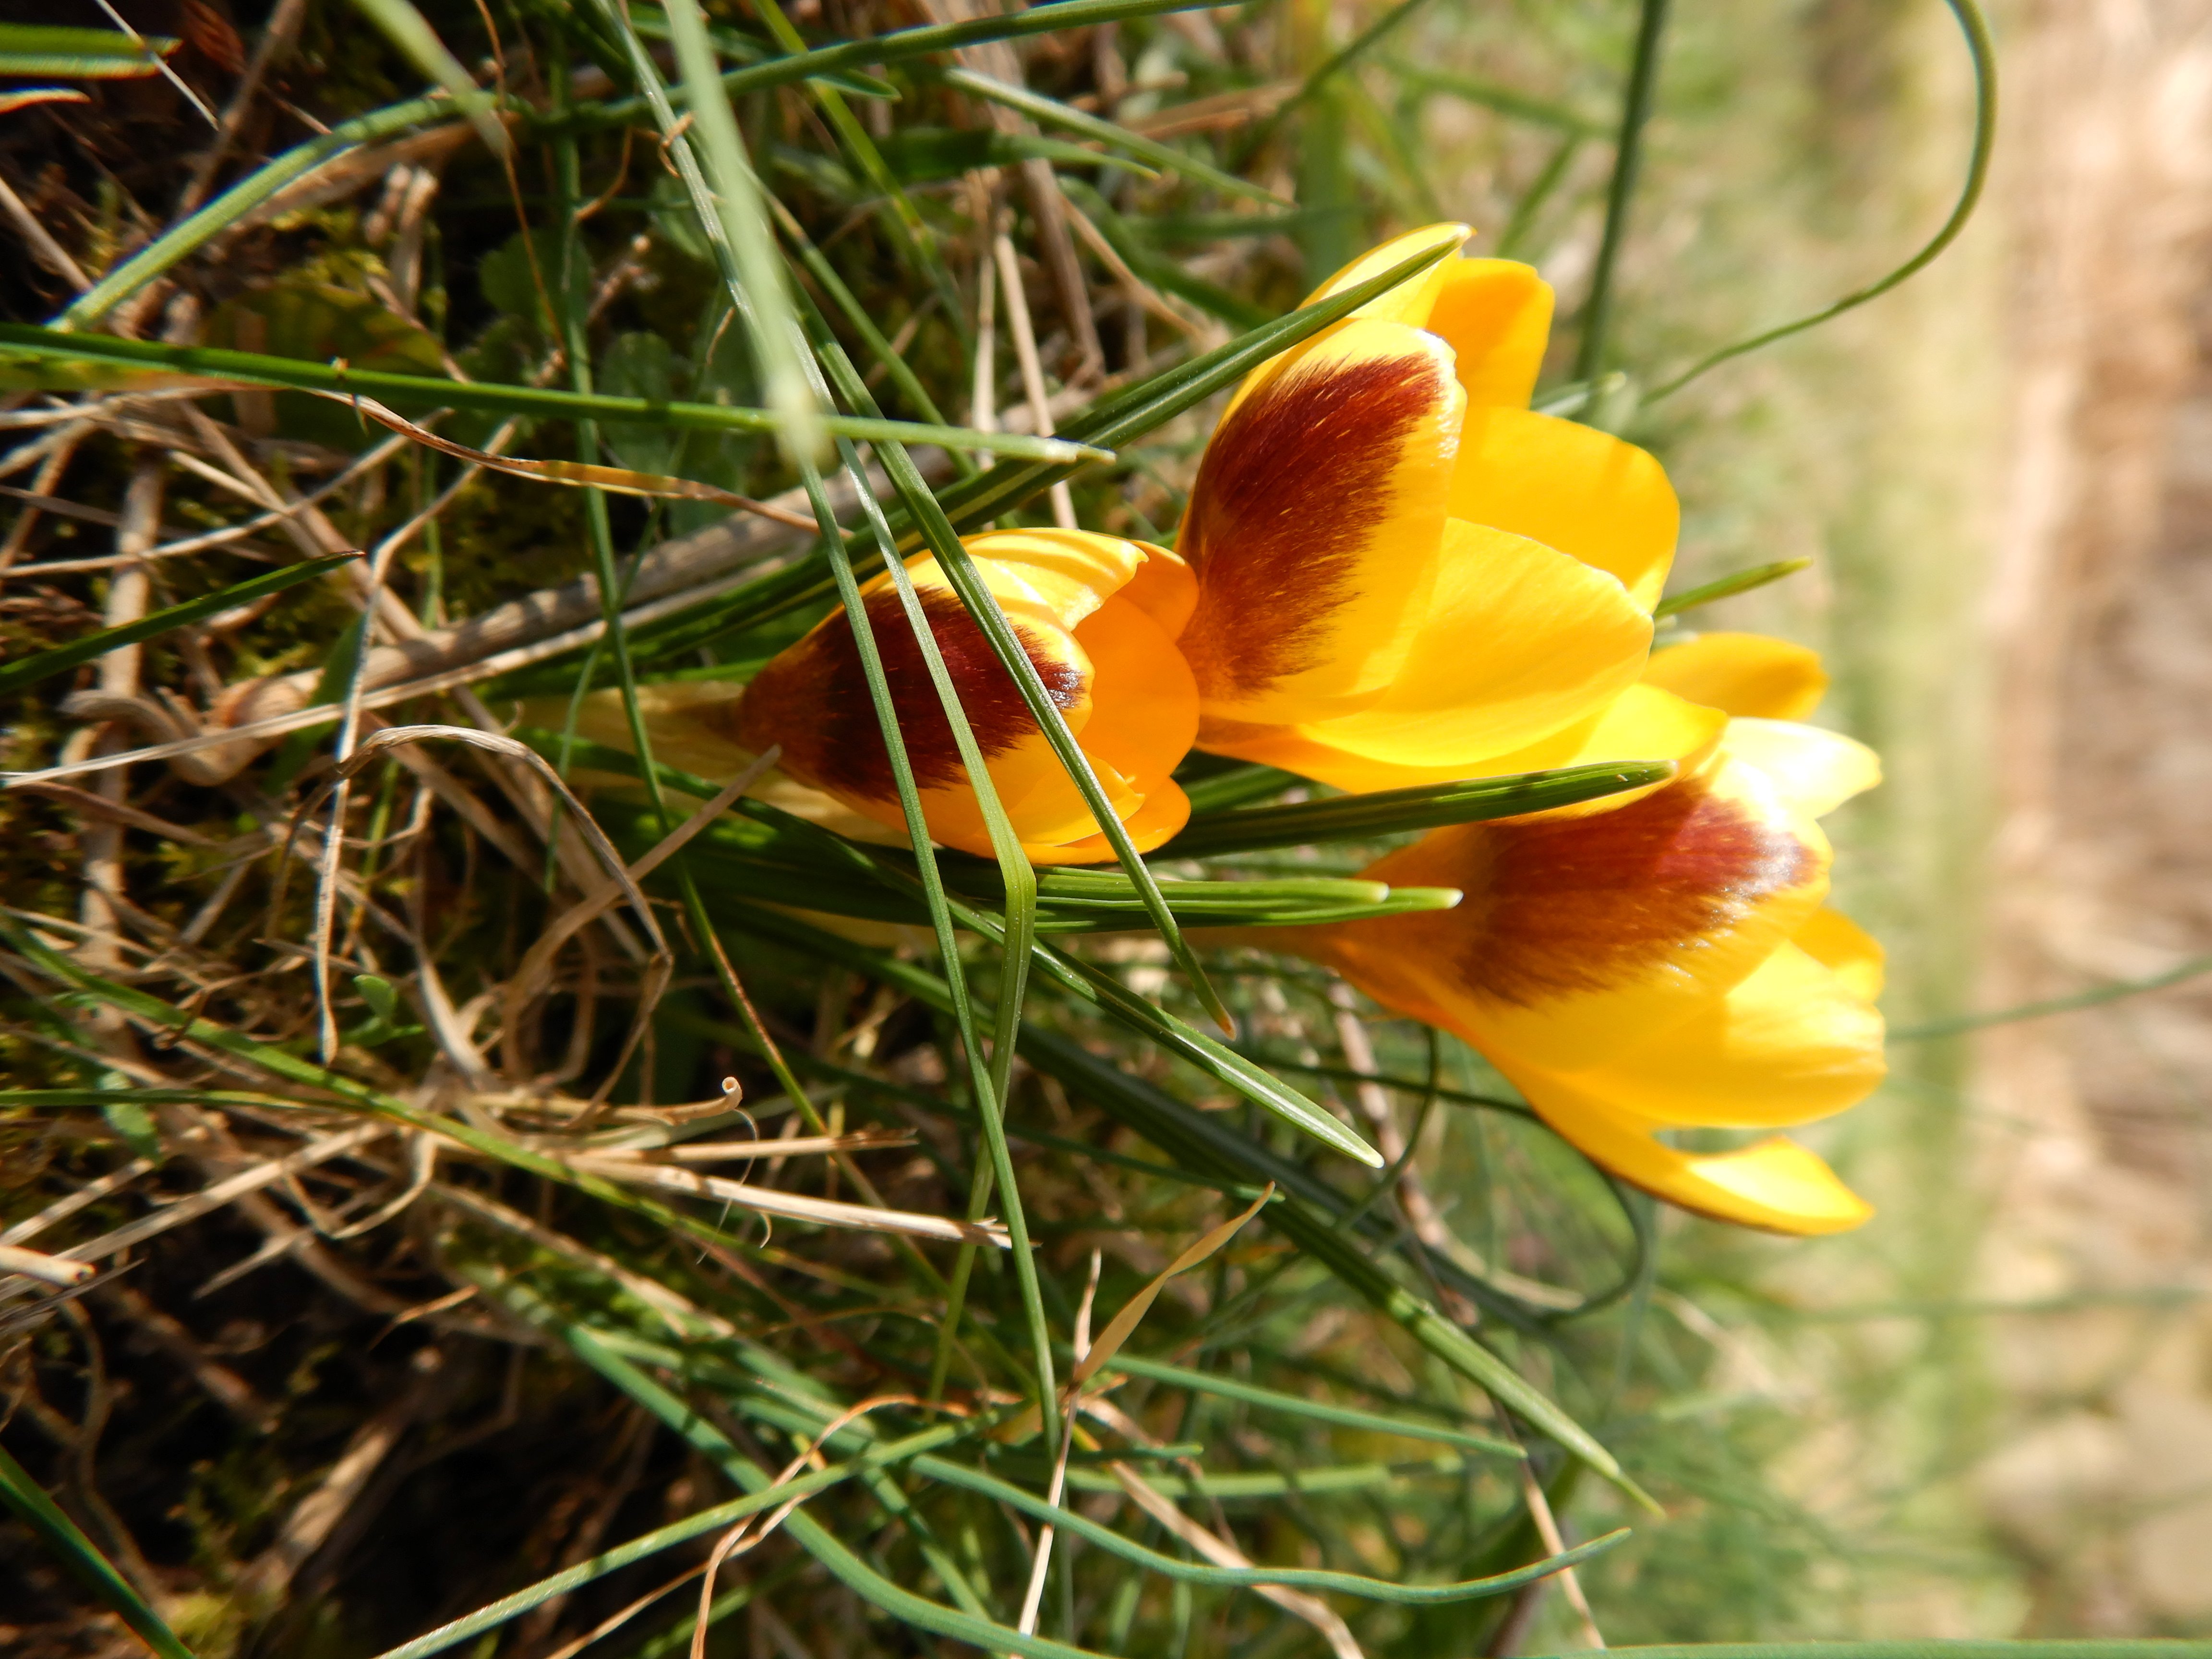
1647;0;1996;400
1161;762;1676;858
707;902;1649;1506
344;0;507;155
52;95;453;330
0;552;357;698
1096;1351;1523;1456
362;1422;968;1659
492;1282;1111;1659
1889;951;2212;1042
1574;0;1672;384
944;68;1288;205
1652;557;1812;618
567;0;1241;128
0;1444;196;1659
1527;1648;2212;1659
661;0;823;462
0;324;1103;463
1384;60;1608;134
907;1452;1623;1599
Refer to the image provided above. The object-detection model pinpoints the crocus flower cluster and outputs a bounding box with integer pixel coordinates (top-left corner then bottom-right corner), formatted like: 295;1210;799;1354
697;222;1887;1234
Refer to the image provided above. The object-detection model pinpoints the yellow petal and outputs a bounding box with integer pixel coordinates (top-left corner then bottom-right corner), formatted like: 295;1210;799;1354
1032;780;1191;866
1721;717;1880;818
1179;319;1464;725
968;590;1200;848
1424;258;1554;408
1197;681;1724;799
1463;683;1730;804
1448;407;1678;611
1299;221;1473;331
1644;632;1826;720
1496;1065;1874;1235
1067;593;1202;801
1116;540;1198;640
1274;517;1649;765
1332;754;1832;1070
1539;941;1886;1129
1793;907;1884;1001
735;532;1194;861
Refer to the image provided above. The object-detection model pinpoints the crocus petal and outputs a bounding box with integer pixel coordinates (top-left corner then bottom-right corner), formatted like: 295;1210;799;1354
1423;257;1554;407
962;590;1200;853
1197;682;1725;798
737;531;1190;860
1535;941;1886;1129
539;683;902;846
1793;906;1885;1001
1644;631;1827;720
1721;717;1881;818
1338;754;1832;1070
1178;319;1464;724
1455;683;1731;797
1271;517;1651;766
1491;1063;1875;1235
1289;224;1551;409
1448;407;1678;611
1300;221;1473;331
1033;782;1192;866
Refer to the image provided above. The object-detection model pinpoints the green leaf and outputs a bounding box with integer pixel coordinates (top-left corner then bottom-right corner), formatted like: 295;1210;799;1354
53;95;456;331
101;1098;162;1161
566;0;1244;128
1097;1351;1524;1457
1527;1647;2212;1659
344;0;508;156
0;24;176;79
878;125;1159;184
0;324;1106;465
943;68;1287;204
0;1444;196;1659
1652;557;1812;619
1161;761;1677;858
0;552;359;699
352;974;399;1023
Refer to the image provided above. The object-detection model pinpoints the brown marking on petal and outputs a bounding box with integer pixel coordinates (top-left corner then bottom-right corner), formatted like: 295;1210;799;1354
1447;781;1818;1007
1178;350;1449;701
737;587;1083;802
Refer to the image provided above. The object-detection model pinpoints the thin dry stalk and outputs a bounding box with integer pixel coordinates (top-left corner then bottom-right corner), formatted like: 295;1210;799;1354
1111;1463;1365;1659
993;232;1077;530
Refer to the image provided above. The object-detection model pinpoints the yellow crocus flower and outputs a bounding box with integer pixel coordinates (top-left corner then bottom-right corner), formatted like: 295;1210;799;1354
734;528;1201;863
1290;634;1887;1235
1175;222;1719;794
727;222;1710;859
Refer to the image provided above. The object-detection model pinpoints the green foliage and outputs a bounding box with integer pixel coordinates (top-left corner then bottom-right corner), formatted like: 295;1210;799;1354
0;0;2040;1655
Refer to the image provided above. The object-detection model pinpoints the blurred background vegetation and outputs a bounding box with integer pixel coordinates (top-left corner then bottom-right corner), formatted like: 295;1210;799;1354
3;0;2211;1653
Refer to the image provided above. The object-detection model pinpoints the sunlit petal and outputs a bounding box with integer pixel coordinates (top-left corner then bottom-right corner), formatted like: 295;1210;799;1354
1495;1063;1875;1236
1448;407;1678;610
1644;631;1827;719
1339;755;1832;1069
1178;319;1464;724
1278;518;1650;765
1540;941;1886;1129
1423;257;1554;407
1793;906;1885;1001
1721;717;1881;818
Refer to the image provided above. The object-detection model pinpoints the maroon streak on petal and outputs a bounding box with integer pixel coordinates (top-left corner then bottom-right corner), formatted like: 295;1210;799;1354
1434;781;1818;1008
1178;349;1449;703
737;587;1083;802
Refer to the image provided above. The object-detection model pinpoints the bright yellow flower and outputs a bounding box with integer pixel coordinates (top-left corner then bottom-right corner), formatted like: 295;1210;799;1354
1293;634;1887;1235
1175;223;1720;794
733;529;1201;864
